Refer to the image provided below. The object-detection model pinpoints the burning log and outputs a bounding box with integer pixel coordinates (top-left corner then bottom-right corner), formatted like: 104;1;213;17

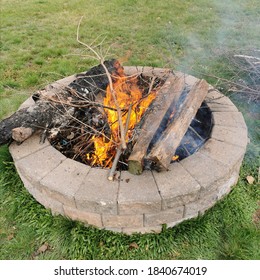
128;78;209;174
147;79;209;171
128;74;185;175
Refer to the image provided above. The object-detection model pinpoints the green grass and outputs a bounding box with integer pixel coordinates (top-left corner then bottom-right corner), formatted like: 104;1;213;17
0;0;259;260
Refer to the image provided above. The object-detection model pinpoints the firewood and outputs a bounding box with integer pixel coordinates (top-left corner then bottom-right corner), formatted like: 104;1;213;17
127;74;185;175
147;79;209;171
0;60;121;146
12;127;34;143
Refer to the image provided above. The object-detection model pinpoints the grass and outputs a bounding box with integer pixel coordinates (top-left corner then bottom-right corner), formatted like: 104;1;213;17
0;0;259;260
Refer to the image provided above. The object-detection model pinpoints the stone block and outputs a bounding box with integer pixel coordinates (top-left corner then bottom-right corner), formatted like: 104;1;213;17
63;206;103;228
75;168;119;215
153;162;200;210
205;90;238;112
102;214;143;228
217;171;239;199
15;145;66;183
180;152;228;189
211;125;248;148
212;111;247;129
18;96;35;110
49;74;76;89
104;227;123;233
118;171;161;214
124;66;171;79
9;132;49;161
144;206;184;227
122;226;162;235
184;192;218;218
22;175;64;215
166;218;186;229
40;158;90;208
183;73;199;86
199;138;246;167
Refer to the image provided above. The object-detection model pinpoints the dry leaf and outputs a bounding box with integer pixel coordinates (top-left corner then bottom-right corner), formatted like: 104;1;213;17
36;243;49;255
129;242;139;250
32;242;50;259
246;175;255;184
7;233;14;240
67;132;75;140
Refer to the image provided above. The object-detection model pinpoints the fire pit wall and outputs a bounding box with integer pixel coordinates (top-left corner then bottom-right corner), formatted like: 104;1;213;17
9;67;248;234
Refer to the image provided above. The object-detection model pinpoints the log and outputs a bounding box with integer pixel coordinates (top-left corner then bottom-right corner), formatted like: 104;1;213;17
147;79;209;171
0;60;120;146
128;74;185;175
0;102;65;145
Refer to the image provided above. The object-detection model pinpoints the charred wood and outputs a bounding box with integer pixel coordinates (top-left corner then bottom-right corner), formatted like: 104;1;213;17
0;59;120;146
127;74;185;175
147;79;209;171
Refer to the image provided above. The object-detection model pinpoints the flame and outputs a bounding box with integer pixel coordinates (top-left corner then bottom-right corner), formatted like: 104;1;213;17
172;155;179;161
87;71;156;167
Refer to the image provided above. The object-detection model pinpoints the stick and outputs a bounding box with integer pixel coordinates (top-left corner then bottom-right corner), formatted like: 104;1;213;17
76;17;127;150
234;54;260;61
107;104;132;181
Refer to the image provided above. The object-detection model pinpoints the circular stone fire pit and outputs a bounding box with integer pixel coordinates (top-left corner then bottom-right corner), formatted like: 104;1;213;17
9;67;248;234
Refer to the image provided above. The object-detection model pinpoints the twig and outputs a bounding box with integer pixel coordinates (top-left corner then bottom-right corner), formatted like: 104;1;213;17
107;104;132;181
148;76;156;95
234;54;260;62
76;16;127;150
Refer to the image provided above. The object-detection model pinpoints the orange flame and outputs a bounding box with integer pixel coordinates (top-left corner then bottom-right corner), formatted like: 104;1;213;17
87;71;156;167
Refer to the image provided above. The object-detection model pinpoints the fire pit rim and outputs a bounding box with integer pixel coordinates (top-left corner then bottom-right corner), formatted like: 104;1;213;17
9;66;248;234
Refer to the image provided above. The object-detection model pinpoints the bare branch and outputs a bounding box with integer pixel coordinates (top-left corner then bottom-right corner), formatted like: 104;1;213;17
76;16;127;150
108;104;132;181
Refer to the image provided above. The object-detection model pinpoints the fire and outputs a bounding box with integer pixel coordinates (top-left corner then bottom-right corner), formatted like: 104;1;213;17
87;69;157;167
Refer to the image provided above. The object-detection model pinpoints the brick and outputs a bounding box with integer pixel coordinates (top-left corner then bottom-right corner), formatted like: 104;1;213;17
118;171;161;214
19;172;64;215
212;111;247;129
144;206;184;227
40;158;90;208
217;171;239;199
104;227;123;233
180;152;228;189
183;73;199;86
75;168;119;214
17;169;63;214
199;138;246;167
9;132;49;161
184;192;218;218
166;218;186;229
211;125;248;148
49;74;76;89
205;90;238;112
124;66;171;79
122;226;162;235
153;162;200;210
63;206;102;228
18;96;35;110
14;164;35;194
102;214;143;228
15;145;66;183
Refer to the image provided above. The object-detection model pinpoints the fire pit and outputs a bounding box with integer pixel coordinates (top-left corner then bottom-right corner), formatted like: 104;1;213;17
9;66;248;234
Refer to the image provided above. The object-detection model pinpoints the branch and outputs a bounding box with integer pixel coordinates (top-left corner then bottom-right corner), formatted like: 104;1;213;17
76;16;127;150
107;104;132;181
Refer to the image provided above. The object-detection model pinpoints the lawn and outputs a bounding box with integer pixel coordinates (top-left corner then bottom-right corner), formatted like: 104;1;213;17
0;0;259;260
